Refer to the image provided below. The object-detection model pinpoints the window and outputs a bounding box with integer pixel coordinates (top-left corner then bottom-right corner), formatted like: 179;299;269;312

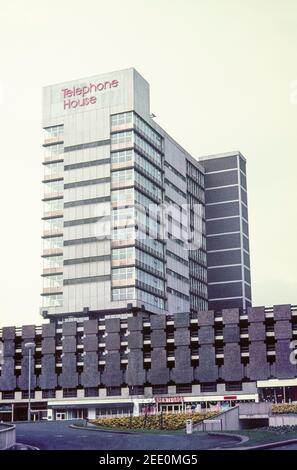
43;198;63;213
129;386;144;396
112;267;135;284
136;268;165;292
112;247;135;263
225;382;243;392
44;125;63;140
112;207;135;226
43;217;63;233
44;143;64;159
22;391;35;399
112;226;135;241
200;383;217;393
152;385;168;395
134;134;162;167
63;388;77;398
44;161;64;178
111;188;134;204
2;391;15;400
135;152;162;182
136;249;164;275
43;236;63;251
112;287;136;301
42;389;56;399
107;387;122;397
111;169;134;187
43;256;63;270
137;289;164;309
44;180;63;196
176;384;192;394
111;149;134;165
134;114;162;151
43;274;63;290
111;131;133;147
85;387;99;397
42;294;63;307
111;112;133;127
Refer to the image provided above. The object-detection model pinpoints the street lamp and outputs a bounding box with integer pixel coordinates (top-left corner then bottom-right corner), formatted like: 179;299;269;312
24;342;35;422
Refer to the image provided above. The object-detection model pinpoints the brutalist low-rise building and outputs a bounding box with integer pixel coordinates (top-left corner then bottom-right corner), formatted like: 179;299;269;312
0;304;296;422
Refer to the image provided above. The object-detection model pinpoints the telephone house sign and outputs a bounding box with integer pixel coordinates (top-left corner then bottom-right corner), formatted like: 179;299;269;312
61;79;119;110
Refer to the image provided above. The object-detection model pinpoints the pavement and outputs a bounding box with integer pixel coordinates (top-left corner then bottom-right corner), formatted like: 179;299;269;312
14;421;241;450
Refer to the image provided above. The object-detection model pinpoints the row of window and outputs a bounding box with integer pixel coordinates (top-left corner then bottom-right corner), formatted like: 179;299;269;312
43;255;63;270
134;113;163;151
186;161;204;187
167;287;189;301
43;217;63;233
44;124;63;140
110;112;163;152
112;247;164;274
44;180;64;195
43;198;63;213
44;161;64;179
1;382;244;400
42;294;63;307
111;169;162;200
111;130;133;147
43;236;63;250
164;161;186;182
44;143;64;159
111;287;165;309
43;274;63;289
134;133;162;167
167;268;189;284
111;267;165;292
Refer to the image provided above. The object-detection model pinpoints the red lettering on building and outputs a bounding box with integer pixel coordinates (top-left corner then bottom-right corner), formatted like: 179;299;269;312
61;79;119;110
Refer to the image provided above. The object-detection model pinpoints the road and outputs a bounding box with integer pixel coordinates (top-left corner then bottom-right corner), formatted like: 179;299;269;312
15;421;239;450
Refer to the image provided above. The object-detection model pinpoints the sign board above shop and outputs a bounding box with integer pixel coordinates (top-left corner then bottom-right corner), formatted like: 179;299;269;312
154;396;184;404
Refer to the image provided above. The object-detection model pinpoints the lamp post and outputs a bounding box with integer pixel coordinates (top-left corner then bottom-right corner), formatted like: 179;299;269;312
24;342;35;422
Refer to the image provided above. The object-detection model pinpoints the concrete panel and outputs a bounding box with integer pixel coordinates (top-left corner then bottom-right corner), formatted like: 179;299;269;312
83;335;98;352
221;344;243;381
81;352;100;387
274;321;293;340
224;325;240;343
195;345;218;382
105;318;121;334
148;349;169;384
128;315;144;331
105;333;121;350
172;347;193;383
150;315;166;330
2;327;15;341
40;355;58;389
128;331;143;350
222;309;240;325
197;310;214;326
83;319;98;335
248;323;266;341
274;340;297;378
274;304;292;321
42;323;56;338
59;354;79;388
174;328;190;346
174;312;190;328
42;337;56;354
199;326;214;344
126;350;146;385
62;322;77;336
247;343;270;380
151;329;166;348
62;336;77;353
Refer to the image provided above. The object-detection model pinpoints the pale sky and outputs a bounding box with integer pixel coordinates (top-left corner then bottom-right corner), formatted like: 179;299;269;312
0;0;296;327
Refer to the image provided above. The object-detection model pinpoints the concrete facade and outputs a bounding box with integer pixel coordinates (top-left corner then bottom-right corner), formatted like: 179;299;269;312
0;304;297;421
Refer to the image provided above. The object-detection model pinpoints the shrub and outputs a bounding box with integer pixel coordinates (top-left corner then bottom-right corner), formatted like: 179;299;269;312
92;411;218;431
272;404;297;414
